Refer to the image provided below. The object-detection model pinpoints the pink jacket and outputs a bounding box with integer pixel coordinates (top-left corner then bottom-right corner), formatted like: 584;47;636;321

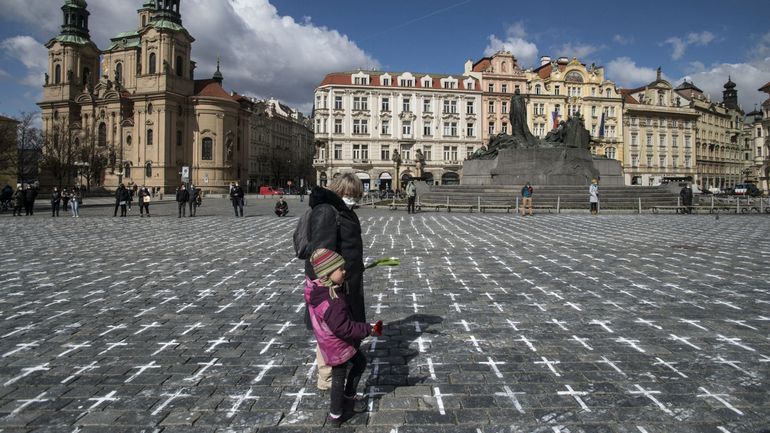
304;277;371;366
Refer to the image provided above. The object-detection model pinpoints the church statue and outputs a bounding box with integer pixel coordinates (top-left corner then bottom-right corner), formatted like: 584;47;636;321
225;139;233;162
414;149;425;177
163;60;169;74
44;73;49;85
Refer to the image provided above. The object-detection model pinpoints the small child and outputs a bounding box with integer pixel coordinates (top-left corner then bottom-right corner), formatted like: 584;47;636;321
305;248;382;428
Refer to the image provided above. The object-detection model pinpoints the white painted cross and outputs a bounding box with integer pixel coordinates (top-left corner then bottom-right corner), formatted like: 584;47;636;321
466;336;485;353
3;363;50;386
98;324;127;337
227;387;259;417
260;338;278;355
696;386;744;415
368;336;387;352
152;340;178;356
506;319;521;331
432;386;452;415
1;324;37;339
590;320;614;333
275;321;296;335
714;356;754;377
61;361;99;384
653;357;688;378
184;358;222;382
495;385;525;413
176;303;197;313
455;320;475;332
572;335;593;351
86;390;119;410
5;391;49;419
678;319;708;331
151;388;191;416
57;341;92;358
615;337;645;353
181;322;204;336
634;318;662;330
370;358;389;378
205;336;229;353
598;356;626;376
125;361;161;383
286;387;315;413
479;356;505;378
134;322;162;335
557;385;591;412
668;334;701;350
371;303;389;314
424;357;442;381
629;384;672;415
252;360;276;383
535;356;561;376
564;302;582;311
723;319;758;331
550;319;569;331
252;303;267;312
516;335;537;352
716;334;756;352
2;340;40;358
133;306;156;318
97;339;128;355
413;336;431;353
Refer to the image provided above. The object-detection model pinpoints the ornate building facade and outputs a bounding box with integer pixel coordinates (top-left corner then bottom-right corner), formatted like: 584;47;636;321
527;56;624;162
620;70;699;186
463;51;527;143
246;98;314;191
675;78;744;190
38;0;250;193
313;70;482;189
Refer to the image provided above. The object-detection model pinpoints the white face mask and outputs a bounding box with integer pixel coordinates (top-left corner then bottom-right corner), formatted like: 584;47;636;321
342;196;357;208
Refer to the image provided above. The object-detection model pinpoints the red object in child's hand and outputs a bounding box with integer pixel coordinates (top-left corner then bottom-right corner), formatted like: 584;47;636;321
371;320;383;336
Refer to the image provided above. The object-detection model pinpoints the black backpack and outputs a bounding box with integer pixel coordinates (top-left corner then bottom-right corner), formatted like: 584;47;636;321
293;204;339;259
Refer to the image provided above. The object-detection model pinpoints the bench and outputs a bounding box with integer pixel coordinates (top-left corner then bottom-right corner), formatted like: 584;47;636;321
480;205;513;213
651;205;723;214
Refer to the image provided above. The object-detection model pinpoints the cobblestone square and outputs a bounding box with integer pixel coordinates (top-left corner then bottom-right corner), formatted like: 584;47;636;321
0;203;768;432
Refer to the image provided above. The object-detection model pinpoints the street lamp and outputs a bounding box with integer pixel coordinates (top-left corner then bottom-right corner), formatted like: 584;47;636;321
74;161;89;188
391;150;402;204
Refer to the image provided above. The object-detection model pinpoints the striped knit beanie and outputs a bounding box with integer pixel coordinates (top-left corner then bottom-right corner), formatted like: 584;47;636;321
311;248;345;281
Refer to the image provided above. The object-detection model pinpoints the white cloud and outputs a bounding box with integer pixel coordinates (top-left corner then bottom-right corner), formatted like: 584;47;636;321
555;42;601;60
613;35;633;45
0;35;48;87
680;58;770;112
484;23;539;69
749;31;770;61
1;0;379;112
664;31;715;60
606;57;659;87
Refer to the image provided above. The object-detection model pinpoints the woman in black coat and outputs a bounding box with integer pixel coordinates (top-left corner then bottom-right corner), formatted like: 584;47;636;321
303;173;365;389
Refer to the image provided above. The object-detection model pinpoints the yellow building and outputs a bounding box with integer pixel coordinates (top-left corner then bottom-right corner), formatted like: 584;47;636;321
527;57;624;162
38;0;250;193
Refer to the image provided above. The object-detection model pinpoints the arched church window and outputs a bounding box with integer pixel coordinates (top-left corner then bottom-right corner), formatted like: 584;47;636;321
145;162;152;178
54;64;61;84
175;56;183;77
146;129;153;146
142;16;147;27
565;71;584;83
98;123;107;147
147;103;153;114
124;162;131;179
149;52;156;74
126;135;132;146
115;63;123;84
535;84;541;95
83;67;90;86
202;137;213;160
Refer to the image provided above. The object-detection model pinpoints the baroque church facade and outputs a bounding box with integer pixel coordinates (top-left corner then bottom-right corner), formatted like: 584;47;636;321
38;0;250;192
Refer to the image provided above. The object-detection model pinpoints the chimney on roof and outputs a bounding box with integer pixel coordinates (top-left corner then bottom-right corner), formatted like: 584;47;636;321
540;56;551;66
656;66;661;81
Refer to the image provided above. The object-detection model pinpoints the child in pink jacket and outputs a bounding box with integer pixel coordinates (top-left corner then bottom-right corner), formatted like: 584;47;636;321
305;248;382;427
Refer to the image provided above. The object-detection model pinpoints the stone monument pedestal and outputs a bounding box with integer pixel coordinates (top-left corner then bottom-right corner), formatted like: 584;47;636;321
462;148;600;186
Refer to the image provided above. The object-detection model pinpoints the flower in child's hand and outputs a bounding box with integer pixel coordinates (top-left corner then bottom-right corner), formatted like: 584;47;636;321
371;320;383;336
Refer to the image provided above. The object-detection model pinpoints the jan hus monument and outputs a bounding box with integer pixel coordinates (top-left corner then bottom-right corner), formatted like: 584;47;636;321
463;89;601;185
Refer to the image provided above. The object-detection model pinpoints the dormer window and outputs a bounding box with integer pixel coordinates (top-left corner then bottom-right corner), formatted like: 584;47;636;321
465;80;475;90
399;79;414;87
422;78;432;88
352;73;370;85
381;74;391;86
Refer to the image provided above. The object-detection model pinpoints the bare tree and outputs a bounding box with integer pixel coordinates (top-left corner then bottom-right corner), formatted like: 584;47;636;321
40;115;78;189
0;118;17;186
76;123;108;190
13;113;43;185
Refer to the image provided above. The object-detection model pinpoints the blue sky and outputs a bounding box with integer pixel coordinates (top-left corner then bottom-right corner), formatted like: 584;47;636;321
1;0;769;121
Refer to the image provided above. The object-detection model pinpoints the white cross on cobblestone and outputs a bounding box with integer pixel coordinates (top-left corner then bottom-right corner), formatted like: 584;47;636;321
557;385;591;412
479;357;505;378
3;363;50;386
125;361;161;383
696;386;744;415
653;357;687;378
227;387;259;417
286;387;315;413
495;385;525;413
629;384;672;415
151;388;191;416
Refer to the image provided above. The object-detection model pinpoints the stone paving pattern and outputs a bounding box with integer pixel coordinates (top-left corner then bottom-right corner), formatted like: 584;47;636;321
0;200;768;432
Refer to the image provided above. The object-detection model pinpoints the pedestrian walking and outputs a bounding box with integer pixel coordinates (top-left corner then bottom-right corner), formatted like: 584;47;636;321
303;173;366;391
113;184;124;217
70;187;81;217
118;184;131;217
679;183;693;214
61;188;70;211
50;187;61;217
191;188;201;216
176;183;189;218
187;183;196;216
229;181;244;217
12;184;24;216
24;184;37;216
520;181;533;216
138;185;151;217
305;248;382;428
589;179;600;215
405;179;417;214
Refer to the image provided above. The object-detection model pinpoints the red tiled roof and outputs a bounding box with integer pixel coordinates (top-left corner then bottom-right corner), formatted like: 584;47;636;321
194;79;239;101
318;72;479;91
619;89;639;104
471;58;491;72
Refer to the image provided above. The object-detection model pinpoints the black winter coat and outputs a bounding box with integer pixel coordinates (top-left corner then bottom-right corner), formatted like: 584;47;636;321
303;186;365;324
